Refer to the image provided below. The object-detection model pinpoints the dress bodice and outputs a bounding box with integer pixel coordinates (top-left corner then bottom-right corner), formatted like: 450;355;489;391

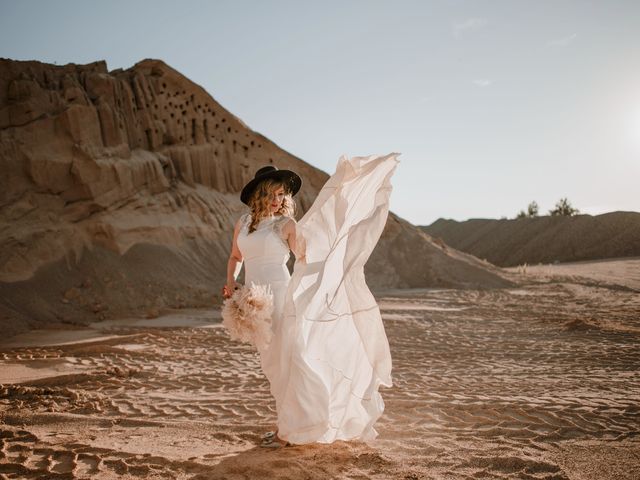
236;213;292;286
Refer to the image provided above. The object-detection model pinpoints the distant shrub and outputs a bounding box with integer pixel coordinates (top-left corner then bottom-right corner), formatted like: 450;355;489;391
516;201;539;219
549;197;579;216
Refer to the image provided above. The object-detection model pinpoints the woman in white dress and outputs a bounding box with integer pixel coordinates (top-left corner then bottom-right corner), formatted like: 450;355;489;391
223;153;399;448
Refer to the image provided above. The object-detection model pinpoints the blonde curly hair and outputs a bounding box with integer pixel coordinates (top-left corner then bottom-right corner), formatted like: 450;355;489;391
247;178;296;233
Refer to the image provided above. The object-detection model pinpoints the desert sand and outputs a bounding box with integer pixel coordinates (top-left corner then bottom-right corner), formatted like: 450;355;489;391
1;257;638;479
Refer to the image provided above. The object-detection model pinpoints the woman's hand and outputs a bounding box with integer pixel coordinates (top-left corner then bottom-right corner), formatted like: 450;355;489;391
222;281;242;299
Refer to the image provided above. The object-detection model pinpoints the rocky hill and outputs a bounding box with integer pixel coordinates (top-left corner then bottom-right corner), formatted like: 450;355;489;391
421;212;640;267
0;58;513;336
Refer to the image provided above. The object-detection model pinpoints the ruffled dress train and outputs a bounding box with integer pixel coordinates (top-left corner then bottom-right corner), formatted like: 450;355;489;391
255;153;399;444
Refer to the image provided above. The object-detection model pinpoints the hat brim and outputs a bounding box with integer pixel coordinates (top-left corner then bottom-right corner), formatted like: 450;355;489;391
240;169;302;205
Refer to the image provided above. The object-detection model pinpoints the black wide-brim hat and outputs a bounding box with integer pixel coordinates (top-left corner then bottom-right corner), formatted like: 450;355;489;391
240;165;302;205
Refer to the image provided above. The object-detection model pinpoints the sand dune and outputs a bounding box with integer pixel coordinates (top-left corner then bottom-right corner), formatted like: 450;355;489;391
1;257;638;479
421;212;640;267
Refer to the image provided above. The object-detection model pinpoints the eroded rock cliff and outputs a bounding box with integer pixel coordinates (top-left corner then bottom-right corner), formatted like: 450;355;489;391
0;58;512;336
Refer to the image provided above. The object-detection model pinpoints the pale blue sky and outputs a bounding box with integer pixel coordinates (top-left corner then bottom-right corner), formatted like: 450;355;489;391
1;0;639;225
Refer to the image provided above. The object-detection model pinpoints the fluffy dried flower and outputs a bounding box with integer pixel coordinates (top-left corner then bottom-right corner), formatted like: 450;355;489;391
221;283;274;352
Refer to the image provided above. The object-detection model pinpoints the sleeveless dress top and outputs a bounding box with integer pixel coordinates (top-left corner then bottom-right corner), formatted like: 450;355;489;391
236;213;292;335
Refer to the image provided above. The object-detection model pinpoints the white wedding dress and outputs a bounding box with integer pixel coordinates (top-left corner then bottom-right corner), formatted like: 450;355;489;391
236;153;399;444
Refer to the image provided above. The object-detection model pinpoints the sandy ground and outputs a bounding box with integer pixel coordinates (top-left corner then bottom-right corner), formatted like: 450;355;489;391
1;259;639;479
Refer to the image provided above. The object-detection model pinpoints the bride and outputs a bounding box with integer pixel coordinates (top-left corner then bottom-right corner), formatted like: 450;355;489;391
223;153;399;447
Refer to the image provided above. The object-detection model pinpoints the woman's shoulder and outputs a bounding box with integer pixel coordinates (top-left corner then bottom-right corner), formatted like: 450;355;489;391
275;213;297;225
235;212;251;229
274;215;296;237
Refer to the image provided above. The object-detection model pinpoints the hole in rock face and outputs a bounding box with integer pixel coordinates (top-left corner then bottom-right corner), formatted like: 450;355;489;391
250;141;254;146
162;82;166;88
191;119;196;144
170;113;174;118
214;150;218;156
227;127;231;133
204;119;209;138
215;123;219;129
182;110;187;116
221;118;226;123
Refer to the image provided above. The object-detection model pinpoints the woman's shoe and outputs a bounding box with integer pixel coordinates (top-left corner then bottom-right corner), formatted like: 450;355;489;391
261;430;276;445
260;439;284;448
259;435;290;448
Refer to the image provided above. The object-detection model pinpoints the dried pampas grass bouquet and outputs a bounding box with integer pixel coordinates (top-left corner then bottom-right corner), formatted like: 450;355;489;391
221;283;274;352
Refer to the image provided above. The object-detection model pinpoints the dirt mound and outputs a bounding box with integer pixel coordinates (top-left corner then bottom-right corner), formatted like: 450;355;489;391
422;211;640;266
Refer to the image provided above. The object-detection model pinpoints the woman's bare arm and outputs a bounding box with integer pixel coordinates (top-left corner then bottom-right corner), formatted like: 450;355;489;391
225;217;244;295
283;218;305;264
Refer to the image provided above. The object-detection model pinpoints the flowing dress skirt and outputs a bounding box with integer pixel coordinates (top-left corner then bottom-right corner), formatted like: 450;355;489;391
261;153;399;444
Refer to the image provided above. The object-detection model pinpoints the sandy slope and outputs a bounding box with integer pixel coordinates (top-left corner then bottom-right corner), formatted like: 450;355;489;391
1;258;639;479
421;212;640;267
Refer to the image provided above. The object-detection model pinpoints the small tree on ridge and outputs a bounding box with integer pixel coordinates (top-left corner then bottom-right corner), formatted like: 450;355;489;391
549;197;579;216
516;201;539;219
